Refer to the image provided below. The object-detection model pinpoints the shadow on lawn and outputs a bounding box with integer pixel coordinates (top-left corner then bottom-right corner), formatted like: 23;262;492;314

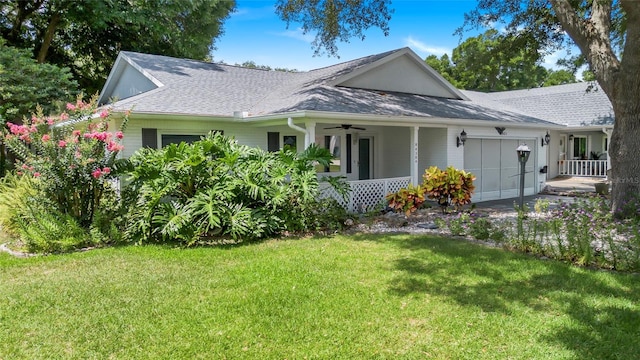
351;233;640;359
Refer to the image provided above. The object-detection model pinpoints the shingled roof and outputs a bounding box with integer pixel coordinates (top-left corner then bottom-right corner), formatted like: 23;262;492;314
100;48;559;126
484;82;614;127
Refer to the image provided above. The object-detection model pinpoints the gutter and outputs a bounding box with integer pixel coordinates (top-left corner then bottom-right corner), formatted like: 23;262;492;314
287;117;310;147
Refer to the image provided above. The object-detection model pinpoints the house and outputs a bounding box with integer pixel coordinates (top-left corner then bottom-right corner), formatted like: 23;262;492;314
481;83;613;179
99;47;593;210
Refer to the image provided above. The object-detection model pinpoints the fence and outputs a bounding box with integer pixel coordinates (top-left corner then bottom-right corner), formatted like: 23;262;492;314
320;176;411;212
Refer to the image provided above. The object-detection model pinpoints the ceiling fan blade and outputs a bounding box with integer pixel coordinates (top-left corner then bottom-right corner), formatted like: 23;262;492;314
351;126;366;130
324;126;342;129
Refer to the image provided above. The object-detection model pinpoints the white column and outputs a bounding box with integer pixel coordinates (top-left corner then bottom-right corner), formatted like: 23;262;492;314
305;121;316;148
410;126;420;185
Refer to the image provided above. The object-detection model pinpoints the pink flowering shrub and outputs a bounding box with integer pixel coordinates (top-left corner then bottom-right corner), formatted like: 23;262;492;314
2;95;129;229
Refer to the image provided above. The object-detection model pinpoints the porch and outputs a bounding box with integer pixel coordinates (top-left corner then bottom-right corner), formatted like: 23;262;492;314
558;159;608;177
320;176;411;212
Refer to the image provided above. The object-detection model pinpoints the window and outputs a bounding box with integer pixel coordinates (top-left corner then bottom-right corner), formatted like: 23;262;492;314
267;132;280;152
161;134;202;147
283;135;297;151
315;135;341;172
573;137;587;159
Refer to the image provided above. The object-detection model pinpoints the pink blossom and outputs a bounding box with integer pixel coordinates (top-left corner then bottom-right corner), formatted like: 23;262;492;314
73;130;81;137
66;103;76;111
19;134;31;143
99;109;109;118
58;140;67;148
102;167;111;174
21;164;28;170
41;134;51;142
56;114;66;122
33;172;41;178
115;131;124;139
92;169;102;179
106;141;124;152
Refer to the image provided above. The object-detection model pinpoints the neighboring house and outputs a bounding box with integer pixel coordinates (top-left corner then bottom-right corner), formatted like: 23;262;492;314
99;47;597;210
483;83;614;179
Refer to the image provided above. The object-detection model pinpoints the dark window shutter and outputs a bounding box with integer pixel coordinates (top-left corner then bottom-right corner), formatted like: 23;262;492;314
267;132;280;152
142;128;157;149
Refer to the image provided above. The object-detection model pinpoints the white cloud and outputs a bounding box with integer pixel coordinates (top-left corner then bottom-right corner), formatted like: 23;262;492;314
275;28;315;43
404;36;450;57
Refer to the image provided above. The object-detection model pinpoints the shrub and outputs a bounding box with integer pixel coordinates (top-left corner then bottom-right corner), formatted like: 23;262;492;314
468;215;492;240
3;95;128;228
423;166;475;212
385;184;425;216
125;134;348;244
1;95;129;252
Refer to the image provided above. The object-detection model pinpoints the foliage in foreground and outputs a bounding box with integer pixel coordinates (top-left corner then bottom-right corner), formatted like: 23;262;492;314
436;195;640;272
0;97;128;252
125;133;351;245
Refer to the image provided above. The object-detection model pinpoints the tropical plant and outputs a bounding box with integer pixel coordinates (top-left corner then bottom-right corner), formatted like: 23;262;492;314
422;166;475;212
125;133;348;244
385;184;425;216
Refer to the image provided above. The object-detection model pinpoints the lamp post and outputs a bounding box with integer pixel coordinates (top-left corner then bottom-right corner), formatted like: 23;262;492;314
516;143;531;210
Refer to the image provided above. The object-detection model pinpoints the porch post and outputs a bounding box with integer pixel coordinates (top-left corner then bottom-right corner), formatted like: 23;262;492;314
603;128;612;177
305;121;316;148
410;126;420;185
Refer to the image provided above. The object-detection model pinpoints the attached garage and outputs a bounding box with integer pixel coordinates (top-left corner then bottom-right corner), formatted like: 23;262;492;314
464;138;537;201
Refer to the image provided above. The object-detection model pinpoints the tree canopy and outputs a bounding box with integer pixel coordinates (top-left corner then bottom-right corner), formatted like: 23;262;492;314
275;0;393;56
0;38;77;123
426;29;576;91
460;0;639;215
1;0;236;94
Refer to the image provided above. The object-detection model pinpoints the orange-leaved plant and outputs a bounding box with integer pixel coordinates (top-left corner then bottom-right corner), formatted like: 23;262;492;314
385;183;426;216
423;165;475;212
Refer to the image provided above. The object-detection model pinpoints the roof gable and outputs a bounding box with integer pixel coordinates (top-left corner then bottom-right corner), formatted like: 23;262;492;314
330;48;468;100
98;52;163;105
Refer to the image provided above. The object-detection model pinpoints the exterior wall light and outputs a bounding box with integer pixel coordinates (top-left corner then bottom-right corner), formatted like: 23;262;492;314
541;131;551;147
456;129;467;147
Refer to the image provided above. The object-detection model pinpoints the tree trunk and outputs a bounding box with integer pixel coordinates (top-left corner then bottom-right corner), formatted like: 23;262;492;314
609;79;640;216
36;12;60;63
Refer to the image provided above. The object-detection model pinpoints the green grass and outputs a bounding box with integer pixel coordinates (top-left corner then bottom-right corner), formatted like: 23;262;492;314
1;234;639;359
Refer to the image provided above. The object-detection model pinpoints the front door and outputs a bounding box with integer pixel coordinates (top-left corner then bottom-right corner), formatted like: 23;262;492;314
358;137;373;180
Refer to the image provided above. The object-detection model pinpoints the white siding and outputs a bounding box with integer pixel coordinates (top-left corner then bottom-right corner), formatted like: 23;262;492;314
110;64;157;101
378;127;409;178
121;118;301;158
418;128;447;175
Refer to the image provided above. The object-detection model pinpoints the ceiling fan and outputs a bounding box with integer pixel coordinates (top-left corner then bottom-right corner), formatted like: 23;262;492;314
324;124;366;131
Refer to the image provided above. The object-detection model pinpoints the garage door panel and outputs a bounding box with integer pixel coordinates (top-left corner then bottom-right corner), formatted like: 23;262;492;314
465;138;536;201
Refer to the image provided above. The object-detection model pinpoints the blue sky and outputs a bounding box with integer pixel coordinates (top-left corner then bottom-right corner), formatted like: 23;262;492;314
212;1;487;70
212;0;566;71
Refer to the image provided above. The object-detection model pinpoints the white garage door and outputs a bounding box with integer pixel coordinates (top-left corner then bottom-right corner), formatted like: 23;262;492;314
464;138;536;201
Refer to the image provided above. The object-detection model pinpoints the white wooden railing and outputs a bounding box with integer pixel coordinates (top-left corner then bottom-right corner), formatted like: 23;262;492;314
320;176;411;212
559;160;608;177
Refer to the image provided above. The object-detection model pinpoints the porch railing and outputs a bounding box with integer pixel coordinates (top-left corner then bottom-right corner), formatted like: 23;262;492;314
320;176;411;212
558;160;608;177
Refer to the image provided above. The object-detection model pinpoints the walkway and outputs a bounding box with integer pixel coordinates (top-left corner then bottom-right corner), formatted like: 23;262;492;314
473;176;604;214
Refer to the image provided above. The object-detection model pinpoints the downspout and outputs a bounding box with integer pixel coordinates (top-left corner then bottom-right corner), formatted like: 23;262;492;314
287;117;309;147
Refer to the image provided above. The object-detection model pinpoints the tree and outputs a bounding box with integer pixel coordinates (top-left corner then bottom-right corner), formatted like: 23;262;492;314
275;0;393;56
460;0;637;216
0;38;77;176
427;29;575;91
1;0;235;93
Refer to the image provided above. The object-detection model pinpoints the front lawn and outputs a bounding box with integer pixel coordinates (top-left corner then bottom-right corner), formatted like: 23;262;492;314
1;234;639;359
